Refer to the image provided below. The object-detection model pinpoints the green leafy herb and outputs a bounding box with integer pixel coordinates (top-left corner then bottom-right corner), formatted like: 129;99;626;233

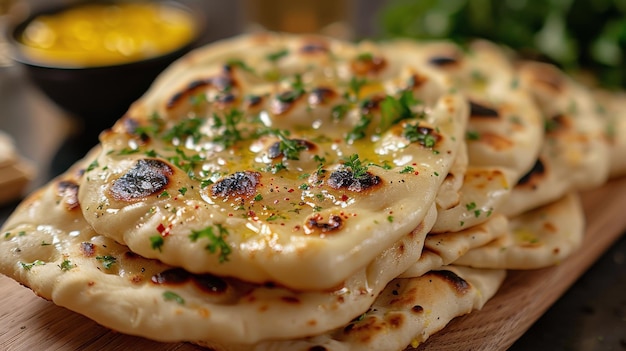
188;224;232;263
162;117;203;143
266;49;289;62
380;90;420;131
387;215;394;222
356;52;374;61
466;202;477;211
254;193;263;201
163;291;185;305
158;191;170;198
466;130;481;140
59;259;75;271
272;129;307;160
400;166;415;174
150;235;164;252
178;187;188;196
226;58;254;72
212;109;245;148
346;114;372;142
403;123;437;148
96;255;117;269
20;260;45;270
343;154;369;179
331;104;350;121
86;159;99;172
348;76;368;100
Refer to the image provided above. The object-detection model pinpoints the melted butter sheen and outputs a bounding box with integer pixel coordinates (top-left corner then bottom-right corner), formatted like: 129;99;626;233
20;3;196;67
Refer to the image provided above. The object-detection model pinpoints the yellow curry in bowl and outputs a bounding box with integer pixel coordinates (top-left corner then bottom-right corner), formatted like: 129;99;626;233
18;2;197;67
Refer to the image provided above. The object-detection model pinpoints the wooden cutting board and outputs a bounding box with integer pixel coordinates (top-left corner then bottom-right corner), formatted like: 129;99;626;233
1;176;625;351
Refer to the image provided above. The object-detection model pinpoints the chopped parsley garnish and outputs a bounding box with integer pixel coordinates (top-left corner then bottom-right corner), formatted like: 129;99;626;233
212;109;245;148
20;260;45;270
59;259;75;271
331;104;349;121
158;191;170;198
96;255;117;269
466;130;481;140
346;114;372;142
188;224;232;263
163;291;185;305
86;159;99;172
347;76;368;101
387;215;394;222
254;193;263;201
400;166;415;174
226;58;254;72
343;153;369;179
267;162;288;174
162;117;203;143
466;202;477;211
380;90;421;131
356;52;374;61
150;235;165;252
178;187;188;196
403;123;437;148
266;49;289;62
271;129;308;160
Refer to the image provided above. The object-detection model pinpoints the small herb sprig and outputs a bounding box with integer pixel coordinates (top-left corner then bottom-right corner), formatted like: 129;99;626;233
189;224;232;263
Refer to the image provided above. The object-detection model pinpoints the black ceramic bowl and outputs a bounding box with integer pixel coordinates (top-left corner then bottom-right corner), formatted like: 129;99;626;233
6;0;204;131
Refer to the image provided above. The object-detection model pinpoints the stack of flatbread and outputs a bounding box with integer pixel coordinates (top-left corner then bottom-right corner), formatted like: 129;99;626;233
0;33;623;351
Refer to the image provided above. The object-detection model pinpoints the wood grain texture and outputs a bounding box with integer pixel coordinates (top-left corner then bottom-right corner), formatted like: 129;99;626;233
1;176;625;351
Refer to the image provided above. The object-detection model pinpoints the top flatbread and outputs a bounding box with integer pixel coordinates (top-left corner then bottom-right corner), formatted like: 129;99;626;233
77;33;468;290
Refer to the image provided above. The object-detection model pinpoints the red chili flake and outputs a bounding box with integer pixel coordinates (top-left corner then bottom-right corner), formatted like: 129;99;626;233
341;194;349;201
414;171;420;175
248;210;256;218
288;188;295;193
156;223;166;233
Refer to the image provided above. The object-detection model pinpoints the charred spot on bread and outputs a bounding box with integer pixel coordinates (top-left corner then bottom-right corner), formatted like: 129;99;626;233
109;159;173;201
80;242;96;257
211;171;261;199
351;54;387;76
517;158;546;189
152;268;228;294
306;214;343;233
308;87;337;105
192;273;228;294
327;169;381;192
268;139;315;159
271;90;306;115
429;270;470;295
151;268;191;285
57;180;80;210
428;55;459;67
469;101;500;118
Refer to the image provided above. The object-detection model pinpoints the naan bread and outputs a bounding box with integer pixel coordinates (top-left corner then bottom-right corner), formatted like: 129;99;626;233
501;62;610;217
0;155;443;346
455;192;584;269
77;33;468;290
